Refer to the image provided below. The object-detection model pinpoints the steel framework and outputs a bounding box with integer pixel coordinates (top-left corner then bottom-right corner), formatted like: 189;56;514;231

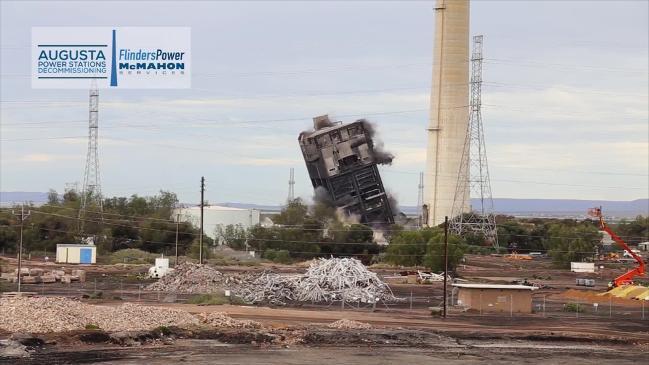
79;81;103;233
449;35;498;247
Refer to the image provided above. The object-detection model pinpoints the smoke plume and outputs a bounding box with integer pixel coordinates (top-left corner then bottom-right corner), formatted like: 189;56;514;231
358;119;394;165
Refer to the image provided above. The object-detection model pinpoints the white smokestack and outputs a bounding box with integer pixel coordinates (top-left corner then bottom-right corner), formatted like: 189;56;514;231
424;0;470;226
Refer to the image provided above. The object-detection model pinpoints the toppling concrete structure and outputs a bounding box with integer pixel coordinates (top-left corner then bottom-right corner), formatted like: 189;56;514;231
298;115;394;225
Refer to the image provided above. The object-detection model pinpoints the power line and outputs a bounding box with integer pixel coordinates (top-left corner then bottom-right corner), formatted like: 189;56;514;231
9;208;648;242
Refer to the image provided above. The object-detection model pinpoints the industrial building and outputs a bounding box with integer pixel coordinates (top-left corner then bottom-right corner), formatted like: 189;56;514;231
453;283;538;314
56;244;97;264
174;205;261;239
298;115;394;225
424;0;470;226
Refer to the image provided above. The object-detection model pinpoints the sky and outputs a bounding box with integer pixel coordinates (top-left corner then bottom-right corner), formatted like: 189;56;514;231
1;0;648;207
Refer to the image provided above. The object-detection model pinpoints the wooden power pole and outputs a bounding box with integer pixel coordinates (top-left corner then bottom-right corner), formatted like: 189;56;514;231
443;215;448;318
199;176;205;264
12;205;30;294
175;213;180;267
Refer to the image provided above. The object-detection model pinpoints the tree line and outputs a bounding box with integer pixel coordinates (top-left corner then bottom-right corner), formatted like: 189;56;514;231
1;189;645;270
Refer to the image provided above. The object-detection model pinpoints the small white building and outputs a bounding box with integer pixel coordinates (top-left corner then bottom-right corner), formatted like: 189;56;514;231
638;242;649;252
56;244;96;264
174;205;260;239
571;262;595;273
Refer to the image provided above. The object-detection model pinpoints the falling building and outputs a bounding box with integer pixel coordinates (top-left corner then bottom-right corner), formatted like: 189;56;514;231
424;0;470;226
298;115;394;225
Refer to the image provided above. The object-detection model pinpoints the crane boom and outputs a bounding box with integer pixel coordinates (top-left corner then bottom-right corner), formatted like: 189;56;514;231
588;207;646;287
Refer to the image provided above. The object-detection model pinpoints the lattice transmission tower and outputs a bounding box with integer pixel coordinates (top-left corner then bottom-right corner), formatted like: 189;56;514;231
449;35;498;247
287;167;295;201
78;81;103;234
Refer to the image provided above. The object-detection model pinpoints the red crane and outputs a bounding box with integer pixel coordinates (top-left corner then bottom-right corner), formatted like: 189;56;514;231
588;207;646;287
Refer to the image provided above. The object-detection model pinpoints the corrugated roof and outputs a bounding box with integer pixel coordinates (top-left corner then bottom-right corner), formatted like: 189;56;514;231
452;283;538;290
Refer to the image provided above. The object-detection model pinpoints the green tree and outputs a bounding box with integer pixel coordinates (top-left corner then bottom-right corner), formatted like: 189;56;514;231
273;198;308;226
614;215;648;245
422;233;465;272
385;228;440;267
545;222;599;268
215;224;248;250
47;189;60;206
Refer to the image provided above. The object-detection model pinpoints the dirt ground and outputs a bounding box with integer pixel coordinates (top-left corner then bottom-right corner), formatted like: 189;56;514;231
1;254;648;364
10;339;649;365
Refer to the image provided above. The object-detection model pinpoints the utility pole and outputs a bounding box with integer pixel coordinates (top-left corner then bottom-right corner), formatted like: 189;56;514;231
175;213;180;267
443;215;448;318
199;176;205;264
287;167;295;202
417;172;424;228
12;205;31;294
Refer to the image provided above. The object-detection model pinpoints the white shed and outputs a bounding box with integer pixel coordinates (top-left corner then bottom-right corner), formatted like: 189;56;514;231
56;244;96;264
638;242;649;252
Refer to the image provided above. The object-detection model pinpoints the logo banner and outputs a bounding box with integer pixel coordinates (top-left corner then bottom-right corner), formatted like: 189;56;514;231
32;27;191;89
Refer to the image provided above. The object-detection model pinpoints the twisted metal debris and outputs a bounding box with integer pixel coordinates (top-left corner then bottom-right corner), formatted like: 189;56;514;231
145;258;399;306
234;258;399;305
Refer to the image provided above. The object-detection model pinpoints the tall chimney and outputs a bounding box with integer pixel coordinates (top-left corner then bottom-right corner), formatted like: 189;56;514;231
424;0;470;227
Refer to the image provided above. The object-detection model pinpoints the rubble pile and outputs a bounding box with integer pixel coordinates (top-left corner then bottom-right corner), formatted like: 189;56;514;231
197;312;262;329
294;258;398;304
145;262;230;294
233;258;399;305
231;271;299;305
0;268;86;284
0;297;198;333
327;319;372;330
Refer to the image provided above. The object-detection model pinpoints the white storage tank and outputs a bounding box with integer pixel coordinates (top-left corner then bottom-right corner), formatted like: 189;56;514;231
56;244;96;264
173;205;260;239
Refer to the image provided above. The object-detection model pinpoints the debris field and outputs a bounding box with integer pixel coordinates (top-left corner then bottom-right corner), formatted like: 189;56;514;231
146;257;400;305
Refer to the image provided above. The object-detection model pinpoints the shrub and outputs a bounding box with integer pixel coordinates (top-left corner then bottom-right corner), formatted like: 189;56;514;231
187;293;245;305
263;249;292;264
563;302;583;313
109;249;158;264
85;324;100;330
154;326;171;336
88;291;103;299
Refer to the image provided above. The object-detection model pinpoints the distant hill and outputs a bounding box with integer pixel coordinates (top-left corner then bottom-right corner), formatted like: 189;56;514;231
2;192;646;217
0;191;49;206
219;198;647;218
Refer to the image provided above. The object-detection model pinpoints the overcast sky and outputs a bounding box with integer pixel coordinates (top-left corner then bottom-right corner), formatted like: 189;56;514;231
1;0;647;206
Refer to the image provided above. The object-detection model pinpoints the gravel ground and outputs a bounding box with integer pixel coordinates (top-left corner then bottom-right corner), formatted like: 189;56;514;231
0;297;199;332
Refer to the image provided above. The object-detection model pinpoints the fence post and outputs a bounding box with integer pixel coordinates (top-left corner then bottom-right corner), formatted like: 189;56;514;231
341;292;345;310
609;296;612;318
138;285;141;301
451;288;455;307
479;292;483;315
642;301;645;320
510;294;513;317
543;296;546;317
410;291;413;310
576;300;579;319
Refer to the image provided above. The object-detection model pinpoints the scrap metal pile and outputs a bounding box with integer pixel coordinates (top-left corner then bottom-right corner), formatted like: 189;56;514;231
230;271;299;306
146;258;399;306
233;258;399;306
